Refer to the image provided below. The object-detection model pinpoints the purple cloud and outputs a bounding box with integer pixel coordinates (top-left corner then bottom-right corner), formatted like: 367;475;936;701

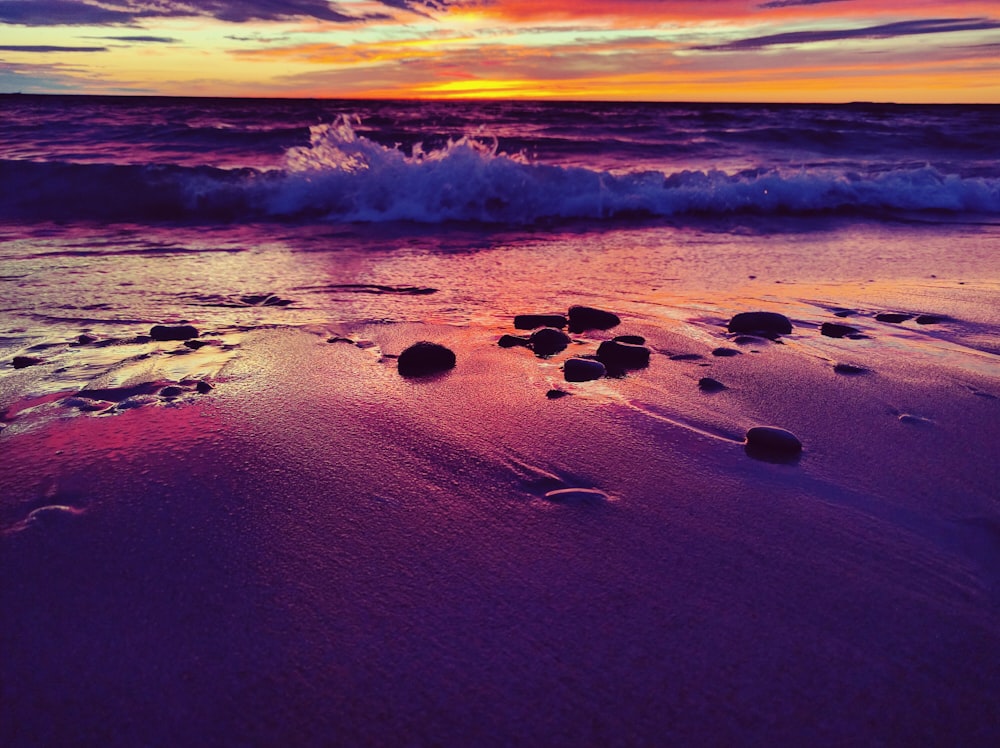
693;17;1000;51
0;44;107;51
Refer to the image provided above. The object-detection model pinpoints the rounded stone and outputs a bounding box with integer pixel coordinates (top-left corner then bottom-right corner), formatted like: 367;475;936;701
12;356;43;369
596;340;650;370
397;342;456;377
564;358;606;382
745;426;802;461
613;334;646;345
498;334;531;349
567;305;620;331
727;311;793;337
712;347;741;357
150;324;199;341
529;327;571;357
875;312;913;324
698;377;726;392
821;322;861;338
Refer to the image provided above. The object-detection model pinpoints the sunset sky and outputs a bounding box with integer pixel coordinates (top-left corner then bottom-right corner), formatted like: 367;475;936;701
1;0;998;101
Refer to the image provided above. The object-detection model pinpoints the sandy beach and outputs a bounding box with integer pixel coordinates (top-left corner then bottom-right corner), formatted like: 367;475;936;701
3;242;999;744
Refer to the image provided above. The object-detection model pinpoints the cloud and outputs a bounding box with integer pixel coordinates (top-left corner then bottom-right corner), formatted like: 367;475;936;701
87;35;179;42
0;0;451;26
0;44;107;52
693;17;1000;51
757;0;852;9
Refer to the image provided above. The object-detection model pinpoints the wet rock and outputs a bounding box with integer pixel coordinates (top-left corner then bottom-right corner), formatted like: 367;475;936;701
915;314;946;325
834;363;868;375
150;324;199;341
546;389;570;399
564;358;605;382
195;381;213;394
184;339;210;350
529;327;571;357
567;305;620;332
397;342;456;377
875;313;913;324
821;322;861;338
514;314;567;330
498;334;531;349
698;377;726;392
712;347;741;357
77;334;97;345
727;311;792;337
12;356;42;369
613;334;646;345
158;385;185;398
745;426;802;461
596;340;650;370
669;353;703;361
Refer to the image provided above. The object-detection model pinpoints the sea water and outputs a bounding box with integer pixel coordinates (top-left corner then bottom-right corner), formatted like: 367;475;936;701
1;96;998;397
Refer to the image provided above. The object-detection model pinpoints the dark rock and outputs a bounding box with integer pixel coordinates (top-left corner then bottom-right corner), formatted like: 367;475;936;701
564;358;606;382
733;335;765;345
498;334;531;349
875;313;913;324
150;324;199;341
698;377;726;392
529;327;571;357
821;322;861;338
514;314;567;330
833;308;857;318
567;305;620;332
727;311;792;337
327;336;354;344
834;363;868;375
12;356;42;369
613;334;646;345
195;381;213;394
745;426;802;462
77;334;97;345
546;389;570;399
915;314;946;325
669;353;703;361
397;342;456;377
158;385;185;398
596;340;650;370
712;347;741;357
184;339;210;350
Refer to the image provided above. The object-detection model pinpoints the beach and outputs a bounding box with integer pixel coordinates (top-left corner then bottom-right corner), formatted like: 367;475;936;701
2;97;1000;745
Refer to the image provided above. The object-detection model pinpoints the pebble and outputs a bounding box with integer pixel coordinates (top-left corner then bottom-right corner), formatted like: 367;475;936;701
567;305;620;331
727;311;793;337
698;377;726;392
834;363;868;375
195;381;214;394
821;322;861;338
596;340;650;369
12;356;42;369
875;313;913;324
184;339;210;349
745;426;802;461
397;342;456;377
150;324;199;341
915;314;946;325
498;334;531;348
158;385;185;398
613;334;645;345
564;358;606;382
529;327;570;357
546;389;570;399
712;347;742;357
514;314;567;330
77;334;97;345
669;353;703;361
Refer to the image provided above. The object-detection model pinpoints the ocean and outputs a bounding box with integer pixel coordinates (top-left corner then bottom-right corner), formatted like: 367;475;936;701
1;95;999;399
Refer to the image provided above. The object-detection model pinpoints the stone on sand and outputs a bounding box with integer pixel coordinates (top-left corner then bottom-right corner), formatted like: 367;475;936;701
596;340;650;370
498;334;531;349
529;328;571;357
698;377;726;392
875;313;913;324
564;358;605;382
12;356;42;369
150;324;199;341
727;311;793;337
821;322;861;338
567;305;620;331
745;426;802;460
397;342;456;378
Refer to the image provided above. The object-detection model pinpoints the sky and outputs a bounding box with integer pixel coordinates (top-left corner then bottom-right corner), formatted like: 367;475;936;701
0;0;998;101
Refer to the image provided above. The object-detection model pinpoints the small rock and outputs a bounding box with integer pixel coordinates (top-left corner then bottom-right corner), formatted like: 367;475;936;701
397;342;456;378
832;308;857;318
327;336;354;344
669;353;703;361
821;322;861;338
733;335;765;345
875;313;913;324
698;377;726;392
514;314;567;330
195;381;213;394
834;363;868;375
529;327;571;357
613;334;646;345
12;356;42;369
150;324;199;341
77;334;97;345
915;315;946;325
158;385;185;398
745;426;802;461
184;339;210;350
546;389;570;399
712;347;741;357
596;340;650;370
727;311;792;337
564;358;606;382
567;305;620;332
498;334;531;349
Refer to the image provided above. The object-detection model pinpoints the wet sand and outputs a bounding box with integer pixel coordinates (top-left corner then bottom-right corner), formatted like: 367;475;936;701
2;272;999;746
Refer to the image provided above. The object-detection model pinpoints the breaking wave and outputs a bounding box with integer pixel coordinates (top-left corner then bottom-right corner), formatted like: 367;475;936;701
3;116;999;225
